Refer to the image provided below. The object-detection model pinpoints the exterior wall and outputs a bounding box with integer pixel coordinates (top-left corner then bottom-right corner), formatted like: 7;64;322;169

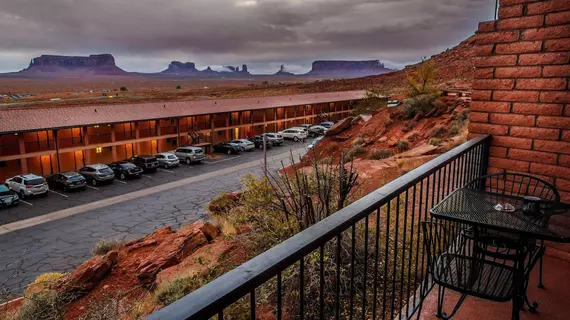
469;0;570;202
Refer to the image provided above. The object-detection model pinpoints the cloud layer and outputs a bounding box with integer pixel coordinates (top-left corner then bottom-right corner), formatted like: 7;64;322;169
0;0;496;73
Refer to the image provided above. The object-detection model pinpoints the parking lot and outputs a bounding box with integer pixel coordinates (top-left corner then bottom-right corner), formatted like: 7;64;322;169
0;140;310;226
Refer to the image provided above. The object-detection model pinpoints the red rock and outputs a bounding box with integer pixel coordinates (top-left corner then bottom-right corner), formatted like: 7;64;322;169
62;250;119;292
200;222;221;241
326;117;353;136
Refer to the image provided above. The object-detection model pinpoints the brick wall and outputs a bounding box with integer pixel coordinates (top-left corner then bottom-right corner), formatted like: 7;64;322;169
468;0;570;202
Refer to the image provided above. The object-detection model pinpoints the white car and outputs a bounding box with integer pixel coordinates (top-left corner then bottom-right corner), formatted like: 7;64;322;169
5;174;49;199
230;139;255;151
155;152;180;168
279;128;308;142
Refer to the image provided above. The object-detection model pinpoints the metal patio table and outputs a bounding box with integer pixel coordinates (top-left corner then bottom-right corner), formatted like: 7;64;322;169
430;187;570;316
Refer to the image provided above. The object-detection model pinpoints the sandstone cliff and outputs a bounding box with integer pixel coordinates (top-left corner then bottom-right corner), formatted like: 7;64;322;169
304;60;394;78
18;54;127;76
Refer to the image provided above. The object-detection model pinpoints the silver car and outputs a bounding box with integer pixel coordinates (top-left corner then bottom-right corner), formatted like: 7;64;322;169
230;139;255;151
5;174;49;199
262;133;284;146
78;164;115;186
155;152;180;168
174;146;206;165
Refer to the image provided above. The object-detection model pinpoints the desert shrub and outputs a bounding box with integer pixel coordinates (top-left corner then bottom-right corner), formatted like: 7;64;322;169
207;192;242;215
17;290;75;320
176;85;182;90
24;273;66;297
119;86;128;92
448;121;463;136
367;148;392;160
407;132;420;141
403;95;437;119
386;118;393;126
406;58;438;97
397;140;409;151
428;125;446;138
91;239;125;256
458;109;469;122
429;138;442;146
403;120;417;132
346;146;366;161
351;88;388;116
352;137;365;147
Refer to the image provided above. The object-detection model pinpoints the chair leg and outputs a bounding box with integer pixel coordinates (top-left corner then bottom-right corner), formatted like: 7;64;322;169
537;255;544;288
512;298;521;320
436;286;467;320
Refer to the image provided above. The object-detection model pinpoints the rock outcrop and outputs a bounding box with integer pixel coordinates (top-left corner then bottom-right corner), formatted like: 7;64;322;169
305;60;394;78
18;54;127;76
160;61;200;75
62;250;119;292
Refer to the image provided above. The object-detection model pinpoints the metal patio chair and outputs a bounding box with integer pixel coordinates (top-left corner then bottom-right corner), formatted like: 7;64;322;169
422;221;527;320
464;172;560;288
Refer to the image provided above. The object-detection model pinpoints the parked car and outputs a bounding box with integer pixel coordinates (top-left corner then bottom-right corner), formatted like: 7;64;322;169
289;126;309;133
319;121;335;129
308;125;328;137
230;139;255;151
78;164;115;186
308;136;324;149
248;135;272;149
46;172;87;192
0;184;19;208
174;146;206;164
155;152;180;168
213;142;241;154
108;161;143;180
128;155;159;172
297;123;312;130
5;173;49;198
279;128;308;142
261;133;284;146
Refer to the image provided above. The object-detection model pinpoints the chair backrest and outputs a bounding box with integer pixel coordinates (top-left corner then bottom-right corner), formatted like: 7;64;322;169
421;222;467;272
464;173;560;202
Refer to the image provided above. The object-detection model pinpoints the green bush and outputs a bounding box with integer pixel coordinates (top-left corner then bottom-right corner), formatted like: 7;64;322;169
367;149;392;160
428;125;446;138
403;95;437;119
91;239;125;256
429;138;441;146
448;121;463;136
119;86;128;92
397;140;409;151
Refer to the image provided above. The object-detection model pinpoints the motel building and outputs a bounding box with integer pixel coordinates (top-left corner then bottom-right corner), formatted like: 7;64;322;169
0;91;363;181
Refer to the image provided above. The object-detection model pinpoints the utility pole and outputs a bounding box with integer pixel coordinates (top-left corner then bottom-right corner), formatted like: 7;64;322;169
263;134;267;176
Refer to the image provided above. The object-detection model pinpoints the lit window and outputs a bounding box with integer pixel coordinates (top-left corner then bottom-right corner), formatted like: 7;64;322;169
94;125;100;128
96;147;102;153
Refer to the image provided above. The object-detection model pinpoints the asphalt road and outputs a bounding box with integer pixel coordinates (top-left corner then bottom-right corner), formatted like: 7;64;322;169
0;140;308;296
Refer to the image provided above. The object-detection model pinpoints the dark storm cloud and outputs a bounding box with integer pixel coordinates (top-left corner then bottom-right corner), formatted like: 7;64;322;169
0;0;496;73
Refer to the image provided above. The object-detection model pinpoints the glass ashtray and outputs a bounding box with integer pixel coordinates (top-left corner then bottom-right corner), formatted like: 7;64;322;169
494;203;515;212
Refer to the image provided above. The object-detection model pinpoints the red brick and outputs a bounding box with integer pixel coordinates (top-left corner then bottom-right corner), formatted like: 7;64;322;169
472;90;492;101
493;90;539;102
476;31;520;44
537;116;570;129
512;103;563;115
497;15;545;30
469;112;489;123
492;136;533;149
543;65;570;76
560;190;570;203
478;21;496;32
510;126;560;139
560;154;570;166
516;78;567;90
489;157;530;172
544;38;570;51
534;140;570;154
474;55;518;67
490;146;508;157
522;25;570;40
487;166;505;174
499;5;524;18
474;68;494;79
531;163;570;177
555;178;570;192
508;148;558;164
475;44;495;56
518;52;570;65
527;0;570;15
563;130;570;141
540;91;570;103
546;10;570;25
495;66;542;78
471;101;511;113
495;41;542;54
490;113;536;126
468;123;509;135
473;79;515;90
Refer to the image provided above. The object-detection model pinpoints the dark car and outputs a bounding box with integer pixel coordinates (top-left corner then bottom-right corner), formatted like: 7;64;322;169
248;135;272;149
128;155;159;172
213;142;241;155
46;172;87;192
108;161;143;180
0;184;19;208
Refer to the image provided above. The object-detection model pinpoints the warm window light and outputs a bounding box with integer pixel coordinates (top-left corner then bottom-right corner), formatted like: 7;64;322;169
94;125;100;128
96;147;102;153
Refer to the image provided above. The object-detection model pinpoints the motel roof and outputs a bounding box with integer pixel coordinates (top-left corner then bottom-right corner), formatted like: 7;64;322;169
0;90;365;134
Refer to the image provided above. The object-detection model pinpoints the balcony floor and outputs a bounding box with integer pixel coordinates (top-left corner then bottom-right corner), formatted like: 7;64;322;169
418;244;570;320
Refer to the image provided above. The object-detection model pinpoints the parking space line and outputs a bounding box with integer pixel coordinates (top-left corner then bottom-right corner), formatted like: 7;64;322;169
86;185;99;190
203;156;242;164
114;180;127;184
48;190;68;198
142;175;152;178
157;168;174;173
19;199;33;206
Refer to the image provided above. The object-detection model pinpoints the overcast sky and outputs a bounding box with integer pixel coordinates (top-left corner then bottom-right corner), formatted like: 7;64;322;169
0;0;496;74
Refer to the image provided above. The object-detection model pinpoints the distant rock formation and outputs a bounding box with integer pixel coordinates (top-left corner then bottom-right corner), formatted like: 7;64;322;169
305;60;394;78
274;64;295;76
18;54;127;76
161;61;199;75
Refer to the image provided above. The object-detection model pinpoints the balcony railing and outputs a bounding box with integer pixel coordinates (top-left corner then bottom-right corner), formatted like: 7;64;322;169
160;126;177;135
57;137;84;149
139;128;157;138
24;140;54;153
146;135;491;320
88;133;112;144
0;144;20;156
115;131;136;141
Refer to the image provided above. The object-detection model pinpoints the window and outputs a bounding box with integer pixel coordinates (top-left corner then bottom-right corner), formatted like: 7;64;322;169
96;147;102;153
156;155;164;159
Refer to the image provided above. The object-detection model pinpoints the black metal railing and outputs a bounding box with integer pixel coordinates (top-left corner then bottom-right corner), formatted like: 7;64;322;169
88;133;112;144
115;131;136;141
24;140;54;153
146;135;491;320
